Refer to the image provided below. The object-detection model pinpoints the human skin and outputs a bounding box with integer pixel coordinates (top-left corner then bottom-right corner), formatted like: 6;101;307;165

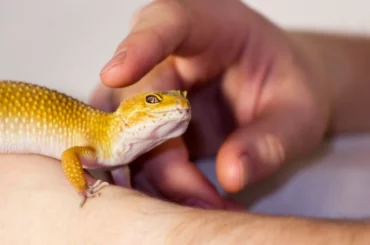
1;154;370;244
4;0;370;244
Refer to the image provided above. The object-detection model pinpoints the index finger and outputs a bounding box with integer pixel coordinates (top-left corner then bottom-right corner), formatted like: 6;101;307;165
100;1;190;87
100;0;242;88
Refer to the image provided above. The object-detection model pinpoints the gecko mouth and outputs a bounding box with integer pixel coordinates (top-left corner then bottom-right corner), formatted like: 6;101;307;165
148;119;190;140
151;108;190;114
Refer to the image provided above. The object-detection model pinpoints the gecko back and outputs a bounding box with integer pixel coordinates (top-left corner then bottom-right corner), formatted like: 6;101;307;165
0;80;102;158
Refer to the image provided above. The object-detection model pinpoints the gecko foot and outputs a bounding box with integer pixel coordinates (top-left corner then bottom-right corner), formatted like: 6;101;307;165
78;179;110;207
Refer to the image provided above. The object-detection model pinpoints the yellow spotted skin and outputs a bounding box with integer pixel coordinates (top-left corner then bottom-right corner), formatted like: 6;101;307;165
61;147;95;192
0;80;191;207
0;81;108;154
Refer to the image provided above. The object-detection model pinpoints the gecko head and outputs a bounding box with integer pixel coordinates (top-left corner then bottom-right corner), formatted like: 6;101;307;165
114;90;192;141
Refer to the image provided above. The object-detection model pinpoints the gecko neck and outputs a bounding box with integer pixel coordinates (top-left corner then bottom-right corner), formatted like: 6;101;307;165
93;111;166;167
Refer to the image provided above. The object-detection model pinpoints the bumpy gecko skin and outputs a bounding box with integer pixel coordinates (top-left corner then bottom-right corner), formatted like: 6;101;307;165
0;80;191;206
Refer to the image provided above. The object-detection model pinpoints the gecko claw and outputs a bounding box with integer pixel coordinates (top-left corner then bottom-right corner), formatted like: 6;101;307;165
78;179;110;207
79;196;87;207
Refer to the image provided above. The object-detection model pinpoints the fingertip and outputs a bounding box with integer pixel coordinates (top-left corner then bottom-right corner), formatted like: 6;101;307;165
99;53;125;88
99;27;171;88
216;142;247;193
99;47;148;88
217;124;289;194
100;60;129;88
100;0;190;89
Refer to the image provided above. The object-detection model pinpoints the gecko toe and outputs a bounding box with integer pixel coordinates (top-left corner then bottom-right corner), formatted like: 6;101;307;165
90;179;109;192
78;180;109;207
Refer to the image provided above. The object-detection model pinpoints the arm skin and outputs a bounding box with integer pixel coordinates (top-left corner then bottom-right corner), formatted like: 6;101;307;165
1;153;370;245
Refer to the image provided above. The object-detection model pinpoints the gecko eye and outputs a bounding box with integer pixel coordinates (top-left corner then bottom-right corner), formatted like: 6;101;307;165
145;95;160;104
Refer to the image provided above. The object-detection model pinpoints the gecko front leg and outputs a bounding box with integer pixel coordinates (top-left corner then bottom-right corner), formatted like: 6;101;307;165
61;146;109;207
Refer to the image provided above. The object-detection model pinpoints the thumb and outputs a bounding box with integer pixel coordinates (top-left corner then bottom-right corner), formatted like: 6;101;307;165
216;101;325;193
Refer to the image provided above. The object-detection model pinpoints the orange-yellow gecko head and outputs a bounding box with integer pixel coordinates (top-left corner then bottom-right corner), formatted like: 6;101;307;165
115;90;191;133
108;90;191;164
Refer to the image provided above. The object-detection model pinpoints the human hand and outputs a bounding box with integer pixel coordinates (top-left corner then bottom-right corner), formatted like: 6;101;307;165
90;0;331;209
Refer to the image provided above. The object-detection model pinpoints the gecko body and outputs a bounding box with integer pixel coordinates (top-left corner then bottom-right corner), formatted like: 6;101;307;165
0;80;191;206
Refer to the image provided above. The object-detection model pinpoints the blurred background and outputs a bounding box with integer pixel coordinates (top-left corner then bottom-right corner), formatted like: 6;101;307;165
1;0;370;219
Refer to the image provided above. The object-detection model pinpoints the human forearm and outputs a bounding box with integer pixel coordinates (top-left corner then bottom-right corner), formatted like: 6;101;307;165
174;210;370;245
3;154;370;244
290;31;370;133
0;154;183;245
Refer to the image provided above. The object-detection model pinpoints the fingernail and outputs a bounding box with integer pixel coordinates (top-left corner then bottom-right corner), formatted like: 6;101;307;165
183;198;215;209
101;50;126;74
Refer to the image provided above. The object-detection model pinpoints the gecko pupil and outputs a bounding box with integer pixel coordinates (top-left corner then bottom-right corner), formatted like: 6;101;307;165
146;95;160;104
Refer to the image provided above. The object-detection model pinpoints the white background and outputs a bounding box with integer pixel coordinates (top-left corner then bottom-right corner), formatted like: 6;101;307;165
1;0;370;219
